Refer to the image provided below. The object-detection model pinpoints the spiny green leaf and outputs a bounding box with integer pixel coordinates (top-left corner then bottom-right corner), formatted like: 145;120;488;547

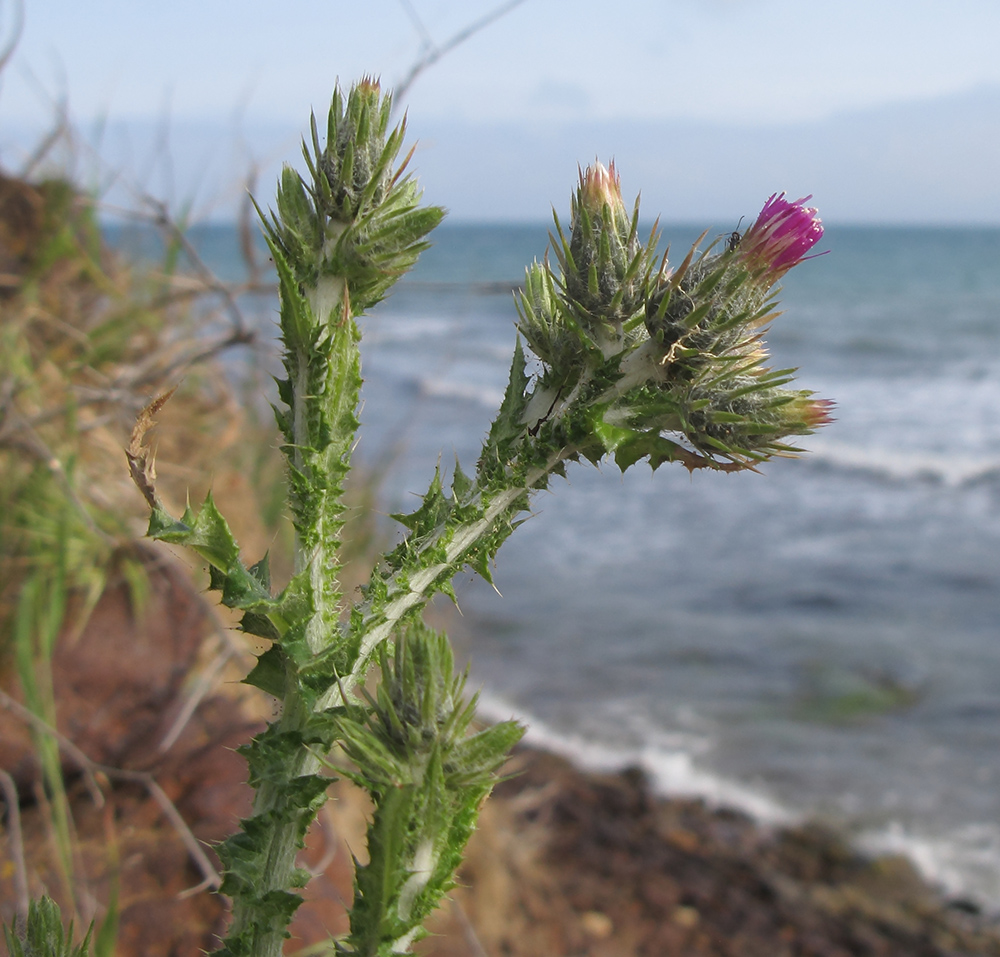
148;493;239;567
243;645;289;697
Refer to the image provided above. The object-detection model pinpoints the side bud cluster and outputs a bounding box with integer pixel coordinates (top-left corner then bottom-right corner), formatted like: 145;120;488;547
515;260;587;376
643;247;757;357
636;194;828;461
513;181;832;470
335;622;523;956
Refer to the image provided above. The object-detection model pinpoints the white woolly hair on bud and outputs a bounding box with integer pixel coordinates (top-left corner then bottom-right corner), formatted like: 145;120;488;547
396;838;437;923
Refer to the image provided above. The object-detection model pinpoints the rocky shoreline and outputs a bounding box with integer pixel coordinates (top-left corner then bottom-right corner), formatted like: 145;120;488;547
421;745;1000;956
3;566;1000;956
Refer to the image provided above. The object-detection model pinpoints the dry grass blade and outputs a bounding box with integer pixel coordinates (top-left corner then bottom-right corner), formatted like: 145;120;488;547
0;768;30;925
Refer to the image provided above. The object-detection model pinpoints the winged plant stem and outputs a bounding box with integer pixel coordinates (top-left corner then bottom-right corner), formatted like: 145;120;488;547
218;83;447;956
126;81;445;957
223;262;355;952
327;453;557;705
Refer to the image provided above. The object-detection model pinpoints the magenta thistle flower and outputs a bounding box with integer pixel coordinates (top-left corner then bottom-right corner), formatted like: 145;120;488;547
736;192;824;280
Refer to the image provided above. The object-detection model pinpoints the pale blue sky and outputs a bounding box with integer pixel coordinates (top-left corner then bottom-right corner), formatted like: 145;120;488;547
4;0;998;126
2;1;998;223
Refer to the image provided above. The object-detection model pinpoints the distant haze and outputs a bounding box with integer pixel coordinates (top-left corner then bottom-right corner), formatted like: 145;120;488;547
3;85;998;226
413;85;1000;225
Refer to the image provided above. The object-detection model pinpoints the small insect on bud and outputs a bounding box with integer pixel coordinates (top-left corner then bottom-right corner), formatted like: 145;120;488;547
725;216;745;253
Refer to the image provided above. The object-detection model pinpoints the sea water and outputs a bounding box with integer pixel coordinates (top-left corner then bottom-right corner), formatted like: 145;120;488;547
111;220;1000;908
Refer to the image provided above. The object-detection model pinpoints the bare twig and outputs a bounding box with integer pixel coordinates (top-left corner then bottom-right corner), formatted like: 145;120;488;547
19;96;72;181
138;100;177;209
0;0;25;75
143;195;256;344
0;769;30;927
450;897;491;957
392;0;530;111
135;544;255;666
117;546;257;754
141;777;220;893
156;644;235;753
304;804;340;880
0;688;222;892
238;164;264;287
0;691;106;808
397;0;436;50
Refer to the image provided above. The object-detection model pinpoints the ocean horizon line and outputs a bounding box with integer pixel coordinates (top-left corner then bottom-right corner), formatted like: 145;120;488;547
99;215;1000;231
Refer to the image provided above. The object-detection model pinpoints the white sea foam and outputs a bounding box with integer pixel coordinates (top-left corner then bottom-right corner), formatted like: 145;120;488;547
477;688;1000;909
418;377;505;407
802;439;1000;487
361;315;454;343
859;821;1000;911
475;688;792;824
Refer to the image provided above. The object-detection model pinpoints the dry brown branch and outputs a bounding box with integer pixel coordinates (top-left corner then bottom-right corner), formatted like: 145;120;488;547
132;539;259;666
305;804;341;881
238;164;264;287
451;897;491;957
142;195;257;343
18;95;71;180
0;0;25;75
156;644;236;754
0;688;222;893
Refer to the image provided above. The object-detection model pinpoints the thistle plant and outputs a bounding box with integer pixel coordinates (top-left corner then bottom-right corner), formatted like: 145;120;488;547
127;80;831;956
4;897;94;957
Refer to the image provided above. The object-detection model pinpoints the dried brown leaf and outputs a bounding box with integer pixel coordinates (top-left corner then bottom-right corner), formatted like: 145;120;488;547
126;386;177;508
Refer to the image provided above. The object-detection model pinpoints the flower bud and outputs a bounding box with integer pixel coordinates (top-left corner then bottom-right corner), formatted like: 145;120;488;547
785;395;836;431
319;77;394;222
561;161;645;329
515;261;585;373
578;161;626;220
643;251;721;352
335;623;523;955
681;386;833;462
